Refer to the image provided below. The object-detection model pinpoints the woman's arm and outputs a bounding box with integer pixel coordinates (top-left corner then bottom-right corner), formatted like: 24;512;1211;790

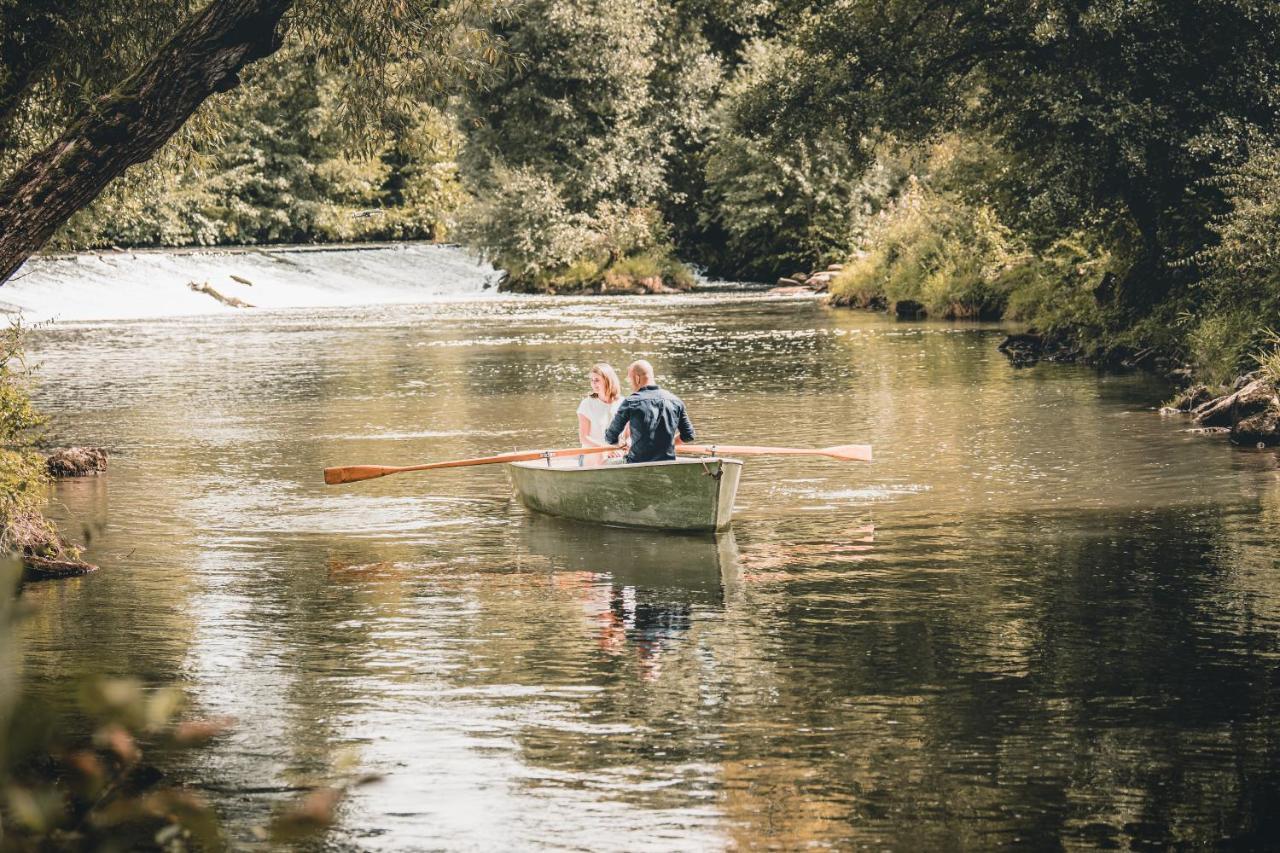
578;413;601;446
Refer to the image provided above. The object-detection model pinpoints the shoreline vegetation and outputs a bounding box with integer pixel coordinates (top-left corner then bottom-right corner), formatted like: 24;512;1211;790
0;321;97;581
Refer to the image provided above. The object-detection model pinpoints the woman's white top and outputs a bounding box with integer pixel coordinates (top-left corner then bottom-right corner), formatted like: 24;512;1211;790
577;395;622;444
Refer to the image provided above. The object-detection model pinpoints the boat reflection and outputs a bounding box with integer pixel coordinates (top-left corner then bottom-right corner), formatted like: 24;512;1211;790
516;515;740;680
515;513;739;602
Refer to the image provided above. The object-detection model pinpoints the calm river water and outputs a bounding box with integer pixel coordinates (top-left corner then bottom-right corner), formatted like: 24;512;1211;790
18;290;1280;849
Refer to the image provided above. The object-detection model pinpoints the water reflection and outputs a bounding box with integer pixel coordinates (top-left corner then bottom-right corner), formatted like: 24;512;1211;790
517;514;737;596
516;517;739;682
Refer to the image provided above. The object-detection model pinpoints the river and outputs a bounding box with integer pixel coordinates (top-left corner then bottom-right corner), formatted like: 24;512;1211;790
15;247;1280;849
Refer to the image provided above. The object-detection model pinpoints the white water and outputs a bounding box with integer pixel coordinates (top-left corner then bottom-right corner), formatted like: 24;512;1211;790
2;243;500;322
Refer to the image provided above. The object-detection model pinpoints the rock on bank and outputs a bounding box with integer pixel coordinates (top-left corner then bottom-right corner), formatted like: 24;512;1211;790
1166;376;1280;447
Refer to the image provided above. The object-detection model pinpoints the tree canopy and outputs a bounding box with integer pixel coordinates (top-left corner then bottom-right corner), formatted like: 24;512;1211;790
0;0;510;281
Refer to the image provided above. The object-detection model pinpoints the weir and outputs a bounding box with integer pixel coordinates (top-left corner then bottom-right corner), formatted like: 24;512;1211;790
2;243;499;322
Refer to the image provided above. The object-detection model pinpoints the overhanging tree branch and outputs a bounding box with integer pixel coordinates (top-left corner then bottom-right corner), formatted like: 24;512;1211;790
0;0;295;284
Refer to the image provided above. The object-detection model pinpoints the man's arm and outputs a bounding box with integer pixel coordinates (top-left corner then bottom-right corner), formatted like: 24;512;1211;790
677;402;695;442
604;402;630;445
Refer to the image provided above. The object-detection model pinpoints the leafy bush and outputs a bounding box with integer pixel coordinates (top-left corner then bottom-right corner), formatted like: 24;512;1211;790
1183;312;1256;387
461;165;691;291
542;258;606;292
52;55;469;250
830;179;1028;319
1183;139;1280;380
699;43;874;280
458;0;679;212
1252;329;1280;384
0;323;58;557
1003;232;1118;334
604;251;695;290
459;165;598;285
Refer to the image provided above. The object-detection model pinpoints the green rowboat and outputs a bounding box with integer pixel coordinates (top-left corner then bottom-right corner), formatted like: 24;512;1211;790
508;457;743;531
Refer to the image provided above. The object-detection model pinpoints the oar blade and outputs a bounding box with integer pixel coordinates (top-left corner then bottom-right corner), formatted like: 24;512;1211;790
822;444;873;462
324;465;400;485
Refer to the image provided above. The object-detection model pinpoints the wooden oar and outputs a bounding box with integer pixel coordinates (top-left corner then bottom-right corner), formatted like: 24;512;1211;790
324;444;623;485
677;443;873;462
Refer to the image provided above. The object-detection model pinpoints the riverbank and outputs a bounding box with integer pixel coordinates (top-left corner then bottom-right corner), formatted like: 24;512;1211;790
1161;373;1280;447
817;248;1280;450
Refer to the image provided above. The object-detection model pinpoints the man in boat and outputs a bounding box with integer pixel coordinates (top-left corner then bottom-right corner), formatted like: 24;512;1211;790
604;360;696;463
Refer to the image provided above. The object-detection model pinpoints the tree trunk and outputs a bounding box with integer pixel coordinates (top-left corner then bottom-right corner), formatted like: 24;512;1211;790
0;0;295;285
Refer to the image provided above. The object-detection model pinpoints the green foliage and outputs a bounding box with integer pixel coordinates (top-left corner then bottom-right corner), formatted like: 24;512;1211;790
826;137;1045;319
701;128;866;280
460;164;689;291
456;0;746;287
1;0;510;266
698;42;873;280
1183;312;1256;388
830;180;1025;319
8;0;1280;384
0;324;51;556
459;165;596;282
1;0;512;172
724;0;1280;370
739;0;1280;256
1252;330;1280;385
1002;233;1118;361
0;1;197;170
51;53;471;249
1185;138;1280;374
604;250;696;291
460;0;674;210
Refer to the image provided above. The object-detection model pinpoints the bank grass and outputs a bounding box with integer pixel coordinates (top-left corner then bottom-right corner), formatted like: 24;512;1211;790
522;250;695;293
1183;311;1257;387
604;251;696;291
830;186;1024;319
1252;328;1280;384
1002;232;1116;343
535;258;605;292
829;248;888;307
0;322;74;560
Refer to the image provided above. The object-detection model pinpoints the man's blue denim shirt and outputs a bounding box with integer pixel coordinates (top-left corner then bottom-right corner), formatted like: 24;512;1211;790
604;384;696;463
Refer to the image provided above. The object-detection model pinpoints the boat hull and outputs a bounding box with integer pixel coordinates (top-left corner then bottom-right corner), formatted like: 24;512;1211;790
508;457;742;531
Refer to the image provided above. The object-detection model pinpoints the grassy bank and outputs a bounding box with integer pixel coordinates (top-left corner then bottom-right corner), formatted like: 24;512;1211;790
0;325;84;572
822;134;1280;388
499;249;696;294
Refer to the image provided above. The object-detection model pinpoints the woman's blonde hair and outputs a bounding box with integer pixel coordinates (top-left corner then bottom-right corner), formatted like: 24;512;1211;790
590;363;622;403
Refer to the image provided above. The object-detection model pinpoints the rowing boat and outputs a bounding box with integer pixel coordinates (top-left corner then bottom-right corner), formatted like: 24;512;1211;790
508;456;743;531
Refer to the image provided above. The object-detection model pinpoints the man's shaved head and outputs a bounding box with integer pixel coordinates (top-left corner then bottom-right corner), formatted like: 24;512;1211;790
627;359;655;387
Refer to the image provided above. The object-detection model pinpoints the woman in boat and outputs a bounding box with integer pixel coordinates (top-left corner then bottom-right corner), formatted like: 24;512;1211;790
578;363;625;465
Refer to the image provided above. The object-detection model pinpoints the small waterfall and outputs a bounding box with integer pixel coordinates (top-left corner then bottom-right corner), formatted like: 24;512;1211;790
2;243;500;322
